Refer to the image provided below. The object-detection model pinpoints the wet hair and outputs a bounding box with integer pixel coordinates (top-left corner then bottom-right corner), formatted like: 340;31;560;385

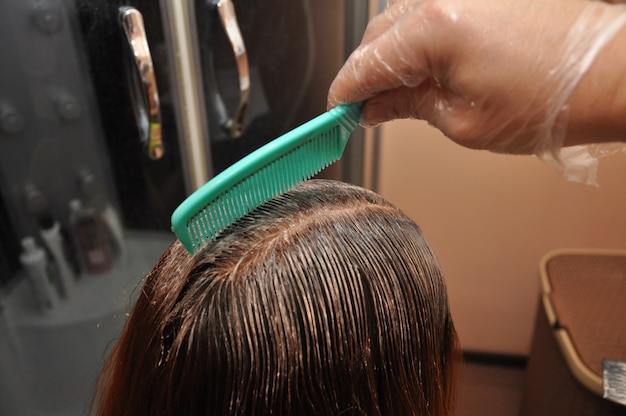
95;179;458;415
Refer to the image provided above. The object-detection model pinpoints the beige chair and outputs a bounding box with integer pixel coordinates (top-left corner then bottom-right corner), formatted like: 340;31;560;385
520;249;626;415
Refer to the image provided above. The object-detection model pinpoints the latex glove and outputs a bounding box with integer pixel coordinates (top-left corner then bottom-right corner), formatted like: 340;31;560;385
328;0;626;179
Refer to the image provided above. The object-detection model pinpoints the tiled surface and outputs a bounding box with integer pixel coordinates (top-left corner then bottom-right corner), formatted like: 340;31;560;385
455;362;526;416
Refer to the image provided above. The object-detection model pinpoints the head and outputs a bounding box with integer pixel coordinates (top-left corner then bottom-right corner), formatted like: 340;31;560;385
96;179;458;415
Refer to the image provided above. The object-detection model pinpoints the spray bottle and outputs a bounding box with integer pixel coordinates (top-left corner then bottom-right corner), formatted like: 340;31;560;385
19;237;59;312
39;215;76;297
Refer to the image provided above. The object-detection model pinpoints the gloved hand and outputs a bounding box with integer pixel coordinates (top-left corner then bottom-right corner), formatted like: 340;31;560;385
328;0;626;174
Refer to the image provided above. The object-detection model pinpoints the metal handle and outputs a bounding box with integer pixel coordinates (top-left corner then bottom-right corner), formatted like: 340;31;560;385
120;7;164;159
209;0;249;139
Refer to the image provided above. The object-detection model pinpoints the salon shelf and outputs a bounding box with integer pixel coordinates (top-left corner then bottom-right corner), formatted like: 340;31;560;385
0;232;173;416
1;232;172;327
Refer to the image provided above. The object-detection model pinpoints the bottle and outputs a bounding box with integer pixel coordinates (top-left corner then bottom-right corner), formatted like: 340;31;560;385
19;237;59;312
69;199;113;275
100;204;126;262
78;171;126;262
39;216;76;297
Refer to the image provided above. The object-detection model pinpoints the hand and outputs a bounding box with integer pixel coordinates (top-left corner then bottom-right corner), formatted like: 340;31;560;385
328;0;626;155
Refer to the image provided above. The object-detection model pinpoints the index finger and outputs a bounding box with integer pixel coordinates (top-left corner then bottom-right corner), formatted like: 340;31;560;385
328;7;432;108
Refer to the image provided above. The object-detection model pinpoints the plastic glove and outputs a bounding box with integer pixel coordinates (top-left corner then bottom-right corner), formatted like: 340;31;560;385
328;0;626;184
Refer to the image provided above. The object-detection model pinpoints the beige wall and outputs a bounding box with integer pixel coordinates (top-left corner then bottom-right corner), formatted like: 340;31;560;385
375;119;626;355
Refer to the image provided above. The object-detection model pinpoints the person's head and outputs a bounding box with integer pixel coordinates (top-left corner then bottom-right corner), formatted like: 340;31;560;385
96;179;458;415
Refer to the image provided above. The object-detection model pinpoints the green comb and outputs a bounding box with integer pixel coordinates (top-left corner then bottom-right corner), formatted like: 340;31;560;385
171;102;363;254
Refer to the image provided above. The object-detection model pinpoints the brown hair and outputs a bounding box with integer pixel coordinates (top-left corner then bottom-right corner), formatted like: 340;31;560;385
95;180;458;415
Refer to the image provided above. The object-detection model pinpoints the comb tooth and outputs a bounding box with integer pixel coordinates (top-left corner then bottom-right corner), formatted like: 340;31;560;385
198;210;206;237
280;157;288;189
222;195;229;224
292;154;301;183
275;165;282;194
260;173;267;201
233;189;241;213
242;180;251;212
187;224;195;252
229;191;237;218
188;230;196;253
207;204;216;240
259;173;266;201
306;143;313;176
236;190;246;218
316;135;324;169
254;174;265;205
203;208;212;239
257;182;263;206
268;167;278;195
222;195;231;230
265;175;272;198
307;141;314;170
190;219;201;252
223;194;231;227
246;183;253;209
281;156;290;189
245;175;253;204
242;182;250;212
250;177;256;207
236;180;245;213
227;193;236;225
208;205;218;239
203;208;214;241
193;216;201;243
269;167;277;196
194;213;203;247
237;187;246;213
215;197;225;235
235;182;244;213
237;189;246;214
327;130;334;160
250;178;257;210
199;212;208;247
305;145;312;176
200;208;209;242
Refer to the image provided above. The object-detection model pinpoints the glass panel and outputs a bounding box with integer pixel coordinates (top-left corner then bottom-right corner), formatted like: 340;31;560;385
0;0;366;414
0;0;178;414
